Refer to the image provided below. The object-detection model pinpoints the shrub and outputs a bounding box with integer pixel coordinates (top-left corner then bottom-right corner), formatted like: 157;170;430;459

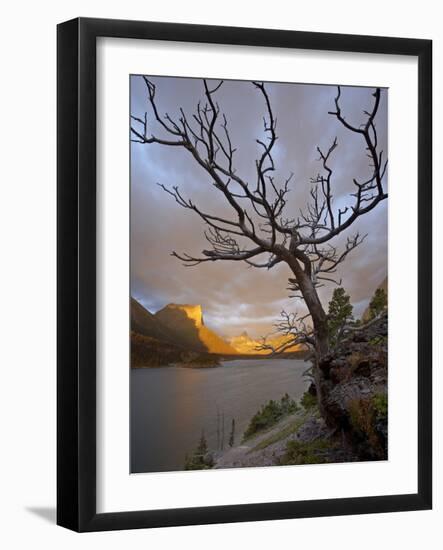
280;439;331;465
372;393;388;418
348;394;387;448
300;390;317;410
368;288;387;320
349;398;374;437
184;432;214;470
349;393;388;436
347;393;388;459
368;335;387;347
243;394;299;440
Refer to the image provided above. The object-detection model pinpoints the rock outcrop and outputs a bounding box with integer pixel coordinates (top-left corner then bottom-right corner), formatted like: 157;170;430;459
213;408;358;469
131;299;223;367
158;303;204;328
318;312;388;460
155;303;237;355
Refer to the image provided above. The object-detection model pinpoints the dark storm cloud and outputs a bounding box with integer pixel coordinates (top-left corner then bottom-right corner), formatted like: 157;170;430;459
130;76;387;337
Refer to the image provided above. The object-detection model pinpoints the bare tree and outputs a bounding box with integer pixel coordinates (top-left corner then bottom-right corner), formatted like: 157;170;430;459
256;310;316;355
131;77;387;405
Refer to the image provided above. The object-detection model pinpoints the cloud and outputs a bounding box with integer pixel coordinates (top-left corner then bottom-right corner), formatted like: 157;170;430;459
131;76;387;337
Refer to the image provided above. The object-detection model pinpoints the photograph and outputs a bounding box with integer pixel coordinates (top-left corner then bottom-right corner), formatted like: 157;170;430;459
130;75;388;474
0;2;436;543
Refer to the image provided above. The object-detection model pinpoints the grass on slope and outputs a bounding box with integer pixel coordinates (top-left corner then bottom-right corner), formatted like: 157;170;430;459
248;414;307;454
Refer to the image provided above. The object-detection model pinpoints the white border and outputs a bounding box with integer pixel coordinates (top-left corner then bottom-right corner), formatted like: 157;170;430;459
97;37;418;513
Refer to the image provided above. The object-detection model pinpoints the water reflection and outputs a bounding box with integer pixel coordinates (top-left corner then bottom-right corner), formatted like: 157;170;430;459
130;358;309;473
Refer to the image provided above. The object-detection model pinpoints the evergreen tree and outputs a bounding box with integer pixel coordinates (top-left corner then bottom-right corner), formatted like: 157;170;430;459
368;288;387;319
196;431;208;458
184;430;213;470
228;419;236;447
327;287;354;346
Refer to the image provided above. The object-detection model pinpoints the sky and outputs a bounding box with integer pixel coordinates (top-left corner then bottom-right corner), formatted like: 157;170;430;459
130;75;388;339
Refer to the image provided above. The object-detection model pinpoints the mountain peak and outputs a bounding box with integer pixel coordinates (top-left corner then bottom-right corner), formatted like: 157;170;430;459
162;303;204;327
154;302;236;354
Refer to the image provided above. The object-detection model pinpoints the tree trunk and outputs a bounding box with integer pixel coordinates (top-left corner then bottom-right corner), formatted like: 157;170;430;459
287;259;329;412
289;263;329;355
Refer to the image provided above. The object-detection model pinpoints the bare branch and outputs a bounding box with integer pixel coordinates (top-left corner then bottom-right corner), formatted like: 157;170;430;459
256;309;316;356
131;78;388;359
296;86;387;246
131;77;299;265
171;245;265;267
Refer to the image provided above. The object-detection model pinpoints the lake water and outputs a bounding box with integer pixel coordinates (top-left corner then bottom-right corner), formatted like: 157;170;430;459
130;358;310;473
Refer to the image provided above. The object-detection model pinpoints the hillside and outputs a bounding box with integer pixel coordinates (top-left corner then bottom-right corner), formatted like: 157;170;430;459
131;297;175;344
131;331;219;368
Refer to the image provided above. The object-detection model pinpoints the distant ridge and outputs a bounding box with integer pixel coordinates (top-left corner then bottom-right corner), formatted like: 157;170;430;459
131;298;176;345
130;298;303;361
228;331;302;355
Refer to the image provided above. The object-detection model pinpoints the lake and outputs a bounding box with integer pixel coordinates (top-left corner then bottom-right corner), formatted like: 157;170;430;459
130;358;310;473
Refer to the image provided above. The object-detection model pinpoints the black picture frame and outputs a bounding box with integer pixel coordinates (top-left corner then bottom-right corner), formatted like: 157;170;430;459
57;17;432;532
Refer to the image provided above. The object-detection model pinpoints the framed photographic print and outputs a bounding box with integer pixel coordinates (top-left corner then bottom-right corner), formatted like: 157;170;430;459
57;17;432;531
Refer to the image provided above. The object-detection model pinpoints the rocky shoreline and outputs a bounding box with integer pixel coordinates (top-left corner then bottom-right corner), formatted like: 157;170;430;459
209;313;388;468
213;408;358;469
319;312;388;460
